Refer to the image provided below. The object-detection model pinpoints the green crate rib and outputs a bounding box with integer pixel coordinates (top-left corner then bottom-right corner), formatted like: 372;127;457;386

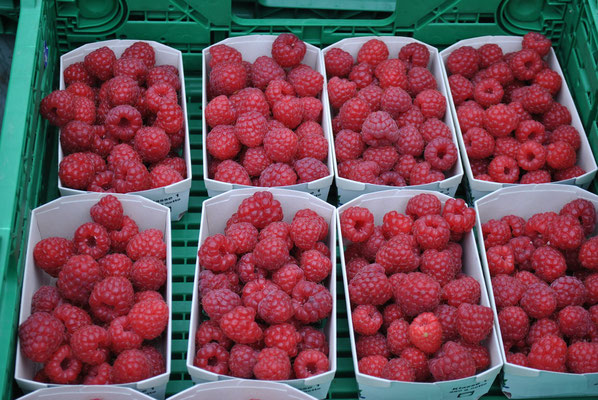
2;0;598;399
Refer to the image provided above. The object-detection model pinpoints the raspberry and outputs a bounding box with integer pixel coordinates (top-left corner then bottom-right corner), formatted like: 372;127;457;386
457;103;484;133
526;318;560;347
509;49;543;81
70;324;110;365
269;264;302;296
521;85;552;115
229;87;269;118
83;46;116;81
429;341;476;381
584;273;598;305
291;349;328;379
403;194;440;220
150;164;183;188
394;272;440;316
409;312;442;354
414;89;446;119
224;222;258;255
107;143;141;167
567;342;598;373
252;347;291;380
113;56;148;84
133;126;171;164
291;280;333;324
546;140;576;170
379;357;415;382
31;286;62;314
486;245;515;276
57;255;101;304
373;235;416;275
33;237;74;278
433;304;458;341
420;249;456;286
219;305;263;344
18;312;64;363
236;192;283;229
109;215;139;253
198;234;236;273
528;334;568;372
350;305;382;336
358;355;388;377
446;46;479;78
209;61;247;96
379;87;411;119
299;249;331;283
270;33;306;68
532;246;566;283
288;65;323;98
448;74;473;106
252;237;288;271
442;276;481;307
580;237;598;270
551;275;588;309
491;274;524;308
247;56;283;91
261;128;299;163
546;214;584;252
542;102;572;131
533;68;562;96
395;126;423;158
204;95;236;128
206;125;240;161
301;96;322;123
456;303;494;344
407;67;436;96
550;125;580;152
263;323;300;357
106;76;140;107
558;305;591;338
60;120;93;154
141;346;165;377
336;97;369;133
202;288;242;321
340;206;375;243
443;199;476;235
424;137;458;171
348;62;373;89
83;362;112;385
196;320;233;350
259;221;292;250
343;160;380;184
515;120;546;144
128;298;169;340
522;32;552;57
475;43;503;68
498;306;529;342
355;84;382;113
258;162;296;186
270;96;302;130
297;326;328;355
155;101;184;134
108;315;143;353
256;288;293;324
228;344;258;378
412;214;450;250
53;303;91;336
88;276;134;322
88;196;123;232
64;62;95;86
43;345;82;384
473;78;504;108
374;59;408;90
113;159;152;193
356;333;390;359
396;105;426;129
126;229;166;261
295;121;323;140
193;342;230;375
297;133;328;162
519;170;550;184
380;212;412;240
327;77;357;109
208;44;242;69
488;155;519;183
359;112;399;149
214;160;251;185
59;152;95;190
324;47;353;77
122;42;156;69
354;39;388;67
112;349;151;383
409;161;445;185
294;157;329;183
484;103;518;138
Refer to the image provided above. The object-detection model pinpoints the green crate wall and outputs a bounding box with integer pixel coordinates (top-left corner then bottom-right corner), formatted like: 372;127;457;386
0;0;597;399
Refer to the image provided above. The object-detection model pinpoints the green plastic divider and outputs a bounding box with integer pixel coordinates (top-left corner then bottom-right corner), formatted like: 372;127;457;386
1;0;598;399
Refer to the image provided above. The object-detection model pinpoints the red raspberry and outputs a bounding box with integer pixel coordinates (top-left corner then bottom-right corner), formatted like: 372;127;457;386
476;43;503;67
271;264;303;295
293;349;330;378
355;84;382;113
491;274;524;308
567;342;598;373
291;280;333;324
409;161;445;185
456;303;494;344
519;170;550;184
299;249;331;283
456;103;484;133
57;255;101;304
122;42;156;69
236;191;283;229
109;215;139;253
205;95;236;128
558;305;592;338
84;46;116;81
379;87;411;119
154;156;187;179
141;346;165;377
209;61;247;96
64;62;95;86
396;43;428;68
414;89;446;119
396;105;426;129
486;62;514;87
264;323;300;357
486;245;515;276
482;219;513;249
429;341;476;381
584;273;598;305
546;214;584;251
228;344;258;378
532;246;566;283
83;362;112;385
521;84;553;115
542;102;572;131
526;318;560;346
352;305;383;336
108;315;143;353
394;272;440;316
258;289;294;324
113;56;148;84
253;347;291;380
135;126;171;164
446;46;479;78
356;333;390;359
420;249;456;286
112;349;151;383
324;47;353;77
70;324;110;365
443;198;476;235
442;276;481;307
235;254;266;284
60;120;93;154
348;61;373;88
198;234;236;273
343;160;380;184
580;237;598;270
40;89;76;127
409;312;442;354
302;97;323;124
202;288;242;321
259;221;293;250
525;212;557;244
298;326;328;355
107;143;141;167
405;193;441;220
515;120;547;144
33;237;74;277
89;195;123;231
214;160;251;185
53;303;91;336
271;96;302;130
448;74;473;106
295;157;329;183
358;355;388;377
18;312;64;363
473;78;504;108
252;237;289;271
424;137;457;171
288;65;323;97
337;97;369;133
484;103;518;138
128;298;169;340
225;222;258;255
508;101;532;124
135;291;164;303
374;59;408;90
59;152;95;190
522;32;552;57
104;105;143;144
31;286;62;314
546;140;576;170
43;345;82;384
257;163;296;187
375;235;418;274
262;127;298;163
488;155;519;183
434;304;458;341
355;39;388;66
106;76;140;106
230;113;266;149
381;211;412;240
395;125;424;157
412;214;450;250
209;44;242;69
297;133;328;162
219;306;263;344
498;306;529;342
509;49;543;81
516;270;544;288
112;159;151;193
407;67;436;95
340;206;374;243
362;146;397;173
379;357;415;381
229;87;269;118
248;56;284;90
270;33;306;68
561;199;596;236
88;276;134;322
150;165;183;188
206;125;240;161
127;229;166;261
550;125;580;151
528;334;567;372
360;112;399;148
145;82;177;113
327;77;357;109
534;68;562;96
155;101;184;134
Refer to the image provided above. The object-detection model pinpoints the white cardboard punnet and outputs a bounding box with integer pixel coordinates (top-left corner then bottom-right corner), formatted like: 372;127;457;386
323;37;464;204
58;40;193;221
16;193;172;400
474;184;598;399
186;188;336;399
167;380;318;400
337;189;502;400
440;36;598;202
202;35;334;200
17;386;155;400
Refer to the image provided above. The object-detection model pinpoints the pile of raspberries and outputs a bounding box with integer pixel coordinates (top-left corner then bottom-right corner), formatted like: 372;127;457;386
205;34;330;186
327;39;458;186
483;198;598;373
446;32;585;184
19;195;169;384
40;41;187;193
340;193;495;382
194;191;332;381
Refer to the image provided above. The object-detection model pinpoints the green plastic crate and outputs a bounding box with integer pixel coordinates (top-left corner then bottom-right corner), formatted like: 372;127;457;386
1;0;598;399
